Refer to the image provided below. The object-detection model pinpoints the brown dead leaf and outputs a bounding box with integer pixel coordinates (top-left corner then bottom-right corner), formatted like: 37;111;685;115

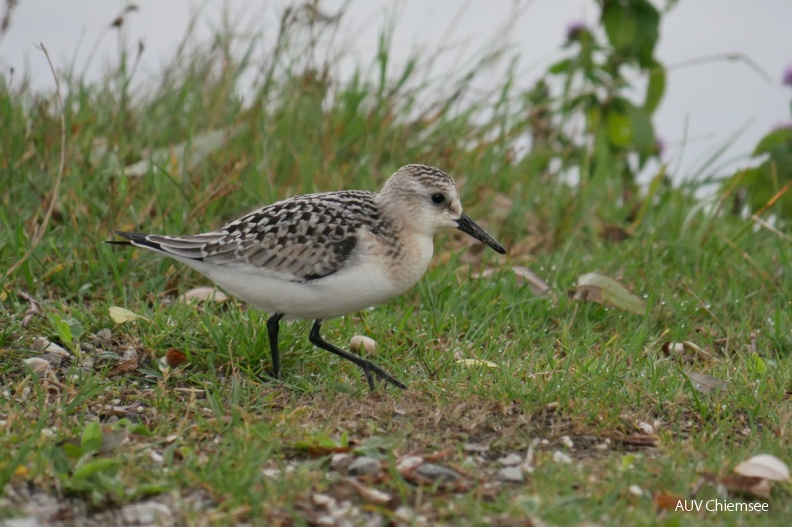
512;266;554;297
571;272;646;315
683;371;728;395
334;478;392;505
653;491;685;511
477;266;553;297
107;348;140;376
698;471;772;500
178;286;228;304
165;349;188;367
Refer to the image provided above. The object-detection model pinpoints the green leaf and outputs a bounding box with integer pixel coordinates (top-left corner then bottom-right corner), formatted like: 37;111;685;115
81;421;103;455
751;352;766;375
548;58;573;75
133;482;171;496
61;440;83;459
62;317;85;342
620;454;637;472
626;104;656;151
295;433;351;455
602;0;660;67
644;59;666;113
753;128;792;156
48;313;73;349
72;458;121;480
607;110;632;148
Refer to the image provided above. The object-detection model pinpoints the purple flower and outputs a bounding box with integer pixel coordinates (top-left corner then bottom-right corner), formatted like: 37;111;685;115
783;64;792;87
566;20;589;41
773;121;792;131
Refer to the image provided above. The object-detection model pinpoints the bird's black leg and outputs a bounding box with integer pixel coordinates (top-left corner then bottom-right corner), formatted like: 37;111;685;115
308;320;406;391
266;313;285;379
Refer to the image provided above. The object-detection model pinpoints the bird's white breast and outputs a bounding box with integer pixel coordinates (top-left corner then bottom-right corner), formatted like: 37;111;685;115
175;228;435;320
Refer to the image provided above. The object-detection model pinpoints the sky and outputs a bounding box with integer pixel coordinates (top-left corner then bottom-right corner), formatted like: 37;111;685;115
1;0;791;181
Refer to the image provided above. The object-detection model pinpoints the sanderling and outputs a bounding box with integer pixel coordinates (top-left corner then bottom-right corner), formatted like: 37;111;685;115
109;164;506;390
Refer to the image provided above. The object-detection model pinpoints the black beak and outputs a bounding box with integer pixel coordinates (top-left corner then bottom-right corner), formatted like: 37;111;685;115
456;212;506;254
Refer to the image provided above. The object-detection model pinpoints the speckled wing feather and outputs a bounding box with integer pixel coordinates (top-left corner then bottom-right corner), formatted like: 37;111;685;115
128;190;385;282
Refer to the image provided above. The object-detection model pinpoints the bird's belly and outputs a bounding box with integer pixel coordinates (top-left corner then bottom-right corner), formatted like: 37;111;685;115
199;259;407;320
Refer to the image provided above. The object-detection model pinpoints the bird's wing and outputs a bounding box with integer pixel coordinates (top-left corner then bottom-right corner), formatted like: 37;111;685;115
117;190;382;282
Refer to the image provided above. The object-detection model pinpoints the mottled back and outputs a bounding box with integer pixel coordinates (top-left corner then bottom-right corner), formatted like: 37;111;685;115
144;190;386;281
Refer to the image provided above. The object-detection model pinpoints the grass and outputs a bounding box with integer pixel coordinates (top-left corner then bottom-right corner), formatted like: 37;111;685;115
1;4;792;526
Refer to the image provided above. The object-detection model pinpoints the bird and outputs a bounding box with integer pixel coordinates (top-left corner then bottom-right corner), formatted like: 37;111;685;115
108;164;506;390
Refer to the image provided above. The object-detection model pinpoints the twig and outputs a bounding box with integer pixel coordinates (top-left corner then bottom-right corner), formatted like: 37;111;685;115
2;43;66;282
667;52;774;84
751;214;792;243
718;172;792;255
18;290;40;327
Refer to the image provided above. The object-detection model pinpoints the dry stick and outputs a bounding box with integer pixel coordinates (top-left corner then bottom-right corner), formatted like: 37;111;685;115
2;43;66;282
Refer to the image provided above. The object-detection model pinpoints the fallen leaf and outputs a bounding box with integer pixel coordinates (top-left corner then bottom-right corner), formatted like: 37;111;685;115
334;478;392;505
456;358;499;369
178;286;228;304
164;349;188;367
683;371;728;395
571;272;646;315
653;491;685;511
478;266;553;297
512;266;554;297
733;454;790;481
698;472;772;500
107;347;140;376
295;434;351;456
109;306;152;324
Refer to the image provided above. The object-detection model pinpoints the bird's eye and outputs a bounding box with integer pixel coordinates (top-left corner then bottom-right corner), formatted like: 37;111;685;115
431;193;445;204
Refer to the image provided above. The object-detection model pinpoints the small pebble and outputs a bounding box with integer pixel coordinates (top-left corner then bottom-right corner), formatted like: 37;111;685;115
330;453;353;472
496;466;524;483
348;456;381;476
498;453;523;466
552;450;572;464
